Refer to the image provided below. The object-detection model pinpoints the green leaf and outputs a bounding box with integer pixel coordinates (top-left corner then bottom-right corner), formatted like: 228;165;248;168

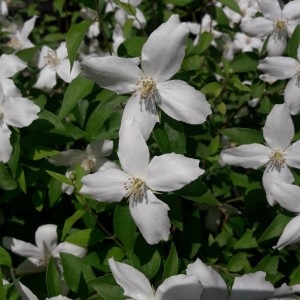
288;24;300;59
217;0;242;14
0;163;17;190
228;252;250;272
162;242;178;281
230;52;259;73
119;2;136;15
46;257;63;297
0;247;12;267
0;270;5;300
153;126;171;153
46;170;73;185
290;265;300;284
234;229;258;249
219;127;263;145
58;76;94;120
66;19;93;68
256;254;279;275
31;147;60;160
195;32;214;54
163;0;194;6
258;214;292;243
65;228;105;247
114;203;137;251
201;82;223;97
62;209;86;240
118;36;147;57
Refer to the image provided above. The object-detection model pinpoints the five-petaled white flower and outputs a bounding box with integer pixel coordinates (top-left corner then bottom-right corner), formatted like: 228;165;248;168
81;14;211;140
108;257;203;300
80;120;204;244
241;0;300;56
34;42;80;90
258;46;300;115
220;104;300;206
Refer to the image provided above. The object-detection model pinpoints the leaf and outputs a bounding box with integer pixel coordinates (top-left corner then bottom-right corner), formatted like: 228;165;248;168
31;147;60;160
118;36;147;57
256;254;279;275
163;0;194;6
58;76;94;120
119;2;136;15
0;163;17;190
46;257;63;297
201;82;223;97
65;228;106;247
62;209;86;240
219;127;263;145
234;229;258;249
0;247;12;267
162;242;178;281
195;32;214;54
288;24;300;59
153;126;171;153
217;0;242;14
227;252;250;272
66;19;93;68
46;170;73;185
230;52;259;73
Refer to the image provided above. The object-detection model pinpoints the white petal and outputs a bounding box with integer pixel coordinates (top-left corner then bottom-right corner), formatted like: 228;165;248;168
284;77;300;115
48;150;85;166
52;242;87;258
145;153;204;192
120;94;159;140
273;283;300;298
129;190;170;244
155;274;203;300
283;0;300;20
35;224;58;253
13;279;38;300
141;14;189;83
220;144;270;169
81;56;143;94
86;139;114;157
0;54;26;78
267;34;287;56
157;80;211;124
186;258;228;300
108;258;153;300
286;140;300;168
258;57;299;80
257;0;281;19
56;42;68;60
263;104;294;150
15;257;45;275
229;271;274;300
80;169;128;202
38;46;52;69
118;119;149;177
0;125;12;163
34;66;57;90
262;166;294;206
240;18;273;37
93;158;120;172
56;60;80;83
3;96;40;128
2;237;43;258
21;16;37;40
275;215;300;250
0;78;21;97
270;182;300;213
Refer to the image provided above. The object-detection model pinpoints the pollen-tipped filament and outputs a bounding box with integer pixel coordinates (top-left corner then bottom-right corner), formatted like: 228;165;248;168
268;149;286;170
44;50;61;69
136;76;157;100
124;177;145;201
272;17;288;41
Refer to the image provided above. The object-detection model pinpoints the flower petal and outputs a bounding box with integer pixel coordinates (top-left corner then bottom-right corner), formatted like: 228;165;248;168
283;0;300;20
270;182;300;213
155;274;203;300
145;153;204;192
80;169;128;202
81;56;143;94
118;119;149;177
257;0;281;19
34;66;57;90
120;94;159;140
11;276;38;300
267;34;287;56
129;190;170;244
2;237;43;258
0;125;12;163
56;42;68;60
15;257;45;275
141;14;189;82
86;139;114;157
284;77;300;115
56;60;80;83
240;17;273;37
220;144;270;169
52;242;87;258
0;78;21;97
229;271;274;300
258;57;299;80
37;46;52;69
93;158;120;172
108;258;153;300
186;258;228;300
263;104;294;150
48;150;85;166
3;96;40;128
35;224;58;253
262;166;294;206
0;54;26;78
21;16;37;39
286;140;300;168
157;80;211;124
275;215;300;250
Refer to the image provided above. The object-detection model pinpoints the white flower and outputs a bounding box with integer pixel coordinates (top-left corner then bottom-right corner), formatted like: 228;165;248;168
34;42;80;90
2;224;87;275
7;15;37;51
0;53;27;97
0;86;40;163
80;120;204;244
108;257;203;300
258;47;300;114
220;103;300;206
240;0;300;56
233;32;263;53
0;0;8;16
81;14;211;140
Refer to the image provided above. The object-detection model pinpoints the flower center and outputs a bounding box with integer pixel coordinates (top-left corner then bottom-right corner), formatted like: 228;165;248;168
272;17;288;41
44;50;61;69
268;149;286;170
37;254;51;270
7;36;22;50
81;157;95;173
136;76;156;100
124;177;145;200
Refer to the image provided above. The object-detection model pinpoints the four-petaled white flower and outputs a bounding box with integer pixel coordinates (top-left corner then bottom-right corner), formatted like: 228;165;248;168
241;0;300;56
258;46;300;115
220;103;300;206
2;224;87;275
81;14;211;140
108;257;203;300
80;120;204;244
0;85;40;163
34;42;81;90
